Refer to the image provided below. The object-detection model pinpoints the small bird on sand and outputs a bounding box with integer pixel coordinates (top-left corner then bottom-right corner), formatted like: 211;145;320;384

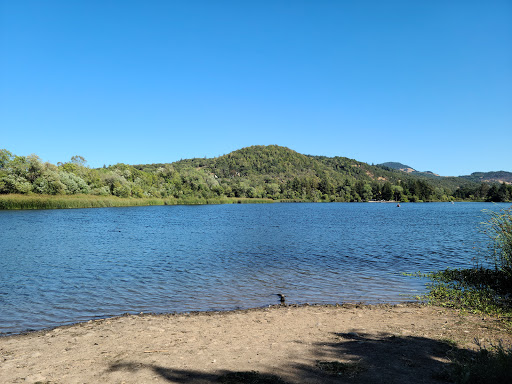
277;293;286;305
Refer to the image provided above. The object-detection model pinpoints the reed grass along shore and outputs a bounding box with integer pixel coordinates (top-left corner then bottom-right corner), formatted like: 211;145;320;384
0;194;275;210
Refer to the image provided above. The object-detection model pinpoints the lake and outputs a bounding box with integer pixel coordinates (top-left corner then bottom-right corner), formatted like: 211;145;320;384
0;202;509;334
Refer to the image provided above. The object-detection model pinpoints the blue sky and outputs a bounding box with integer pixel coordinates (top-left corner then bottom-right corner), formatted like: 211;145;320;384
1;1;510;176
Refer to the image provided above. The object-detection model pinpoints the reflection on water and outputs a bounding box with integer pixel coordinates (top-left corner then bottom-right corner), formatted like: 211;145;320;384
0;202;508;334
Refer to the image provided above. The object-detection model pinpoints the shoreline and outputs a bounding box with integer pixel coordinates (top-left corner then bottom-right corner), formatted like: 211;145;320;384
0;194;276;210
1;303;510;383
0;193;498;210
0;302;419;338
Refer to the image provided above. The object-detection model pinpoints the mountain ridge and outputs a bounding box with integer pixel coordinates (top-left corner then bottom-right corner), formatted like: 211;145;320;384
378;161;510;183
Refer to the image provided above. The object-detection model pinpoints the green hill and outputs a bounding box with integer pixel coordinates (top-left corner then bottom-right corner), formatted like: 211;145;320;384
163;145;487;201
1;145;511;205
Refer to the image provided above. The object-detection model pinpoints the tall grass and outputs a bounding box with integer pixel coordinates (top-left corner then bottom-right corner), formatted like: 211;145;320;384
0;194;166;210
421;268;512;317
414;207;512;317
412;207;512;383
482;207;512;277
449;341;512;384
0;194;275;210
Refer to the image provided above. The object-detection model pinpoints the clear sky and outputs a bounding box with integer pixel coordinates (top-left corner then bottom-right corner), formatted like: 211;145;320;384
1;1;510;176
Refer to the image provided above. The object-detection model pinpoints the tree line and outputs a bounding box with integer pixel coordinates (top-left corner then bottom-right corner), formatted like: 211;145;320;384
1;146;511;203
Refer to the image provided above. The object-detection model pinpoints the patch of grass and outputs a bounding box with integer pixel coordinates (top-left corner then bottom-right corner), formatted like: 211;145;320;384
0;194;275;210
415;268;512;322
449;340;512;384
0;194;167;209
316;360;366;377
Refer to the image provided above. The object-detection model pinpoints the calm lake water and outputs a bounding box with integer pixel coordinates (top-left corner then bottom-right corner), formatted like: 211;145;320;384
0;202;510;334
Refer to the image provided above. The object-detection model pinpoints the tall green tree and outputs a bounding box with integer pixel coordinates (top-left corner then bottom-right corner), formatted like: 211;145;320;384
381;182;393;201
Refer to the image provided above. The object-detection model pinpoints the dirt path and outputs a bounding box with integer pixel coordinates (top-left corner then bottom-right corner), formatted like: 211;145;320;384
1;304;510;383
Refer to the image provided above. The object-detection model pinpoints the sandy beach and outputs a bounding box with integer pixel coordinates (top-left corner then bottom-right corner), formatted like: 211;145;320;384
1;304;511;384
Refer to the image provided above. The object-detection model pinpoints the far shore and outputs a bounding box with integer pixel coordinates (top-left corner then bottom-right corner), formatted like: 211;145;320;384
0;193;491;210
0;194;276;210
1;303;510;383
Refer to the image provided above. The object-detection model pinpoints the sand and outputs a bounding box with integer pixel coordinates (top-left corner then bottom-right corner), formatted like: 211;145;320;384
1;304;511;384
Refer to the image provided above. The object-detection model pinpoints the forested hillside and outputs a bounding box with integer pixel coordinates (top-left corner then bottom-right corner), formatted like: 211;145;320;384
461;171;512;184
1;146;511;203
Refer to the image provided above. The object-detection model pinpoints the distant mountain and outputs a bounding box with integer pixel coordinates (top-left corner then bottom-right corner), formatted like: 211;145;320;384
378;162;417;173
377;162;440;177
378;161;511;184
461;171;512;185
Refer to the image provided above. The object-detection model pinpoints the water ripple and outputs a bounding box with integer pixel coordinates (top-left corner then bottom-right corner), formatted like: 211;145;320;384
0;202;508;334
